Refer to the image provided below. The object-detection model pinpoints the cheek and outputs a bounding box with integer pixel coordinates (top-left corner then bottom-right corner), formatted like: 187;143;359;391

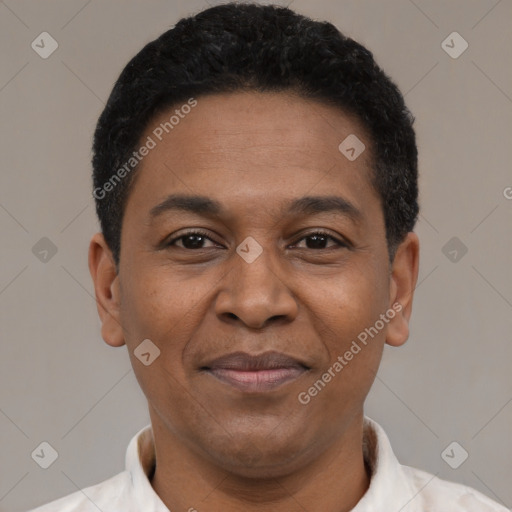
297;257;389;404
118;268;195;376
121;263;196;332
118;271;200;424
305;259;389;345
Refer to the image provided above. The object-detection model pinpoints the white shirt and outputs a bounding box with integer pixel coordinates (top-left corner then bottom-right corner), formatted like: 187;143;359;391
29;417;509;511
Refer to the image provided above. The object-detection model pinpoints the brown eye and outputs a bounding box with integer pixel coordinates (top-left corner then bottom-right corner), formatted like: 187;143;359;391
294;232;346;250
167;230;219;250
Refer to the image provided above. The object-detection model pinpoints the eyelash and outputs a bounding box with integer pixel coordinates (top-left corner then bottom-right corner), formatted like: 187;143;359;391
166;229;348;250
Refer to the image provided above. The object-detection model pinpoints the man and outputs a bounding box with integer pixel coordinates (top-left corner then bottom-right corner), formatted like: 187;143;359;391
30;2;508;511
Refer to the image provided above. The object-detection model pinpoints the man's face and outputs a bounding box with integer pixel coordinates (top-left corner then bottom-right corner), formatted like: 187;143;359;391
95;91;414;477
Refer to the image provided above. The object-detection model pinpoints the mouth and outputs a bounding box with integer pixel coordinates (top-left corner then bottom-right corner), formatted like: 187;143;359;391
201;351;310;392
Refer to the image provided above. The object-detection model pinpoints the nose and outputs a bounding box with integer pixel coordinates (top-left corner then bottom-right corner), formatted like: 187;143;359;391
214;247;298;330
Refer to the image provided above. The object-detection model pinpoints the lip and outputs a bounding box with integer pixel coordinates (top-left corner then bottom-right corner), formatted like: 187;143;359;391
202;351;310;392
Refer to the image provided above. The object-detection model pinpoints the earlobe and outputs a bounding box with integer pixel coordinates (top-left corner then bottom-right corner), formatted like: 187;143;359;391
88;233;125;347
385;232;420;347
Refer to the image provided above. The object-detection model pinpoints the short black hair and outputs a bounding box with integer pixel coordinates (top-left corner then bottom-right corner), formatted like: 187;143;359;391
92;2;418;265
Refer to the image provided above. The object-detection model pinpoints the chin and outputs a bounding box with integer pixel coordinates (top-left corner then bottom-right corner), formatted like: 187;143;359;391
200;429;312;479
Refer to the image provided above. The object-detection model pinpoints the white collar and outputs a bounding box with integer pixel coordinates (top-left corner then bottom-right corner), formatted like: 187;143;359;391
31;416;507;510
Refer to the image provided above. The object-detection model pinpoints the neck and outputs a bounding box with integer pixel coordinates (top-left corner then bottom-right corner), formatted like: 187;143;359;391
150;413;370;512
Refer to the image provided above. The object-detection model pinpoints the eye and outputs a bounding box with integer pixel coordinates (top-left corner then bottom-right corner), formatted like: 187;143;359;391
165;230;347;251
293;231;348;250
167;230;220;250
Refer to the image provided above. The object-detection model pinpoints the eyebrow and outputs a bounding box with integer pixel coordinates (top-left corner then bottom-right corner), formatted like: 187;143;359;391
150;194;221;218
287;195;362;222
149;194;362;223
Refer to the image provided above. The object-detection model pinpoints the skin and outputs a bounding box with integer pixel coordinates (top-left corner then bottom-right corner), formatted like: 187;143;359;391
89;91;419;512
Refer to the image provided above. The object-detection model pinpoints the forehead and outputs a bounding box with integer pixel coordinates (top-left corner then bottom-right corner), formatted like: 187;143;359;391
125;91;379;222
149;91;371;167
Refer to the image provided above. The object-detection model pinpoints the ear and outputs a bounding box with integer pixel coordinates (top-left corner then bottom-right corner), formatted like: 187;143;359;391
88;232;125;347
386;232;420;347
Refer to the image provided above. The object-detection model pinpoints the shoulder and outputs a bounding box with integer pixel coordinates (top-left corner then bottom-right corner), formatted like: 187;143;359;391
26;471;131;512
404;465;509;512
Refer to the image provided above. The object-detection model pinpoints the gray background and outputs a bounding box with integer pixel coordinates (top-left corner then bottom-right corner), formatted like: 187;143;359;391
1;0;511;510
